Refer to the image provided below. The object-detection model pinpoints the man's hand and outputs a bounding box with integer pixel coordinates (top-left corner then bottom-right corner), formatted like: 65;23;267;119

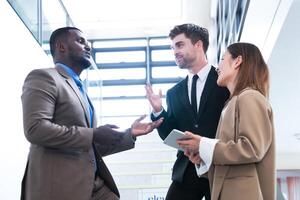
145;83;163;113
131;115;163;137
177;131;201;152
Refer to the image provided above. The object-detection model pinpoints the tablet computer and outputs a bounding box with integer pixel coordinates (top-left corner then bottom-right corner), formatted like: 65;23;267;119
163;129;191;151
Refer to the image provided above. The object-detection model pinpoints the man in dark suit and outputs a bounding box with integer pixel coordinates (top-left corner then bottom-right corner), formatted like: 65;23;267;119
21;27;163;200
145;24;229;200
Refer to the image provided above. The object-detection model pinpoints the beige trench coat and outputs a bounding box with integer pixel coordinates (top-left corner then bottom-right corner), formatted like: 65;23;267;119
209;89;275;200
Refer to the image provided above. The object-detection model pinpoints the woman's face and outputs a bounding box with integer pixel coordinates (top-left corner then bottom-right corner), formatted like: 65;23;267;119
217;50;240;88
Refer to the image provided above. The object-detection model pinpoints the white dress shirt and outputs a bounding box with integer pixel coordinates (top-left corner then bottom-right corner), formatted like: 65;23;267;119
187;63;211;110
153;63;211;116
195;137;219;176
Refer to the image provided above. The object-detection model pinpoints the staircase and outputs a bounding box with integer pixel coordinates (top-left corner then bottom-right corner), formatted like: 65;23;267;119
103;130;177;200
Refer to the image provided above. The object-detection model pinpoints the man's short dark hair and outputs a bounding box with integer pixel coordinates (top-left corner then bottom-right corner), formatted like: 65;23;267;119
169;23;209;53
49;27;81;57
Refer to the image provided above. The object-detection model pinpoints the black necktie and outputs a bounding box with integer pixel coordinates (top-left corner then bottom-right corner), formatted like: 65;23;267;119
191;74;199;114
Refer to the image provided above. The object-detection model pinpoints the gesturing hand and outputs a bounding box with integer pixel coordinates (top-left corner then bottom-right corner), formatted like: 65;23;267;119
145;83;163;113
131;115;163;137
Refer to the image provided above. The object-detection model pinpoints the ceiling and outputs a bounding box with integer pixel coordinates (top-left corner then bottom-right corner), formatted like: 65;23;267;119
60;0;212;39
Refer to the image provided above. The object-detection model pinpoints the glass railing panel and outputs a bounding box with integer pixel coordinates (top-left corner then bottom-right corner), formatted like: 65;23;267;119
7;0;73;46
41;0;69;44
7;0;38;41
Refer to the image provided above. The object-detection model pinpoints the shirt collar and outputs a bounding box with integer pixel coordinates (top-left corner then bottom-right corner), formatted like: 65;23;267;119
56;62;81;84
188;63;211;83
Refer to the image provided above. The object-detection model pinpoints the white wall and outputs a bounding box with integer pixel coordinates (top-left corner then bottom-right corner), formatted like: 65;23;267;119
240;0;300;169
0;1;52;199
240;0;294;61
267;0;300;169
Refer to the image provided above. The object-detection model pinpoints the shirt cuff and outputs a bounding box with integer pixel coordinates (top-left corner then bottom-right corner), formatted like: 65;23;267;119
126;128;137;142
152;108;163;117
195;137;219;176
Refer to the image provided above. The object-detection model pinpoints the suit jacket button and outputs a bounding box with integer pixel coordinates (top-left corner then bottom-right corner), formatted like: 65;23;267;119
194;124;199;128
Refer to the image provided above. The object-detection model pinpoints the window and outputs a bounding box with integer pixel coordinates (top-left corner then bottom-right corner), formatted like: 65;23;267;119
96;51;145;63
86;36;183;127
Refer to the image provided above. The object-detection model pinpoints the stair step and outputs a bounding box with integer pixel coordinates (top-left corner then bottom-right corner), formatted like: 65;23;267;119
114;172;171;187
104;148;177;163
106;160;174;174
119;187;169;200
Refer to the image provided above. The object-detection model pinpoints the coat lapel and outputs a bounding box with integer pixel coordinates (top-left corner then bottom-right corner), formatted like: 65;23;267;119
197;67;217;118
55;65;91;127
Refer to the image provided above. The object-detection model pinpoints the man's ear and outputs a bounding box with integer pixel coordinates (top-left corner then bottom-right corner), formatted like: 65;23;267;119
195;40;203;49
56;41;66;53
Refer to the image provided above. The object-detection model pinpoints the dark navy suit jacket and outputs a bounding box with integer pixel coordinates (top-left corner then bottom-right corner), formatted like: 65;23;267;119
152;66;229;186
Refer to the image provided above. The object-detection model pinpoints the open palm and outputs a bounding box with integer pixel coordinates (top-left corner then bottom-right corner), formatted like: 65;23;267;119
131;115;163;136
145;83;163;112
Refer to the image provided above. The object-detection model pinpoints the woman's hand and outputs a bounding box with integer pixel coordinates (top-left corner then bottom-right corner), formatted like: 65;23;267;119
177;131;201;152
184;150;202;165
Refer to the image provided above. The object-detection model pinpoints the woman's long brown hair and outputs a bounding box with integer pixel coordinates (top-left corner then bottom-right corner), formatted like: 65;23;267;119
228;42;269;97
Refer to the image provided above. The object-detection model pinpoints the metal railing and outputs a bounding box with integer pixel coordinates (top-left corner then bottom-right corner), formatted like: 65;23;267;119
6;0;73;46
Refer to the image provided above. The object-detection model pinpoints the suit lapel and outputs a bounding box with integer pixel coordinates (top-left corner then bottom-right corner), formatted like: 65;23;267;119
197;66;217;118
55;65;91;127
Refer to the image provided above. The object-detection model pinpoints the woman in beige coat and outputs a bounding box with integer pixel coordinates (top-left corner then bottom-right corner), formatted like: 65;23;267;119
177;42;275;200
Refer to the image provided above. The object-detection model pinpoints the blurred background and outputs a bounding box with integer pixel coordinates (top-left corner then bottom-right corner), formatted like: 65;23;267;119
1;0;299;199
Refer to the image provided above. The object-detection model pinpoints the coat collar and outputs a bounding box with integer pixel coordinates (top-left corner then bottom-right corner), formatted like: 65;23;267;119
176;66;218;118
55;64;93;127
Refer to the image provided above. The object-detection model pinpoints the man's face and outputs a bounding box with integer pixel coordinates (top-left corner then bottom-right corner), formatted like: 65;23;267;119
170;33;198;69
65;29;92;69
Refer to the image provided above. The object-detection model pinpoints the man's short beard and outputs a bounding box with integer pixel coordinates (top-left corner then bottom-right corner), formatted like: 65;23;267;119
176;58;192;69
79;58;92;69
178;64;188;69
177;61;188;69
